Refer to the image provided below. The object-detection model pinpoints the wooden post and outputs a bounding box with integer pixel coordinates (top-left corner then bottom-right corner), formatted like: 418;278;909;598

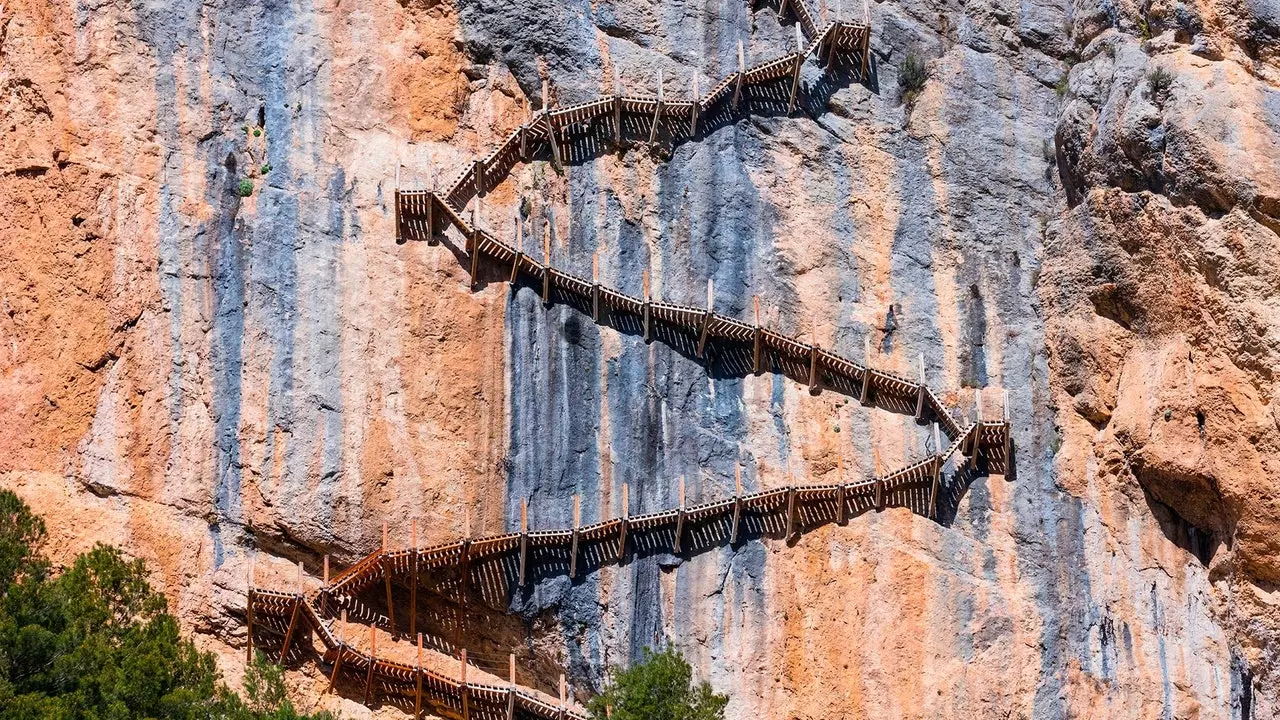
731;466;743;545
410;634;423;718
542;223;552;306
521;97;530;159
788;25;804;114
410;519;418;640
697;278;714;358
618;483;630;562
328;609;347;694
518;498;530;587
778;0;789;21
861;0;871;78
461;648;470;720
808;343;822;394
321;555;330;616
976;388;984;423
613;66;623;146
511;215;523;286
642;270;652;343
785;484;797;540
860;335;873;404
1003;389;1012;470
570;494;581;579
752;296;763;375
673;477;686;553
874;449;885;511
394;185;403;244
732;40;746;111
544;78;563;168
689;74;700;136
469;203;481;291
648;68;664;145
473;159;485;199
279;562;303;663
836;455;847;525
559;673;567;720
426;192;436;244
929;423;943;519
363;625;377;705
592;252;601;323
245;559;255;666
507;653;517;720
915;353;927;419
382;522;396;634
972;389;984;470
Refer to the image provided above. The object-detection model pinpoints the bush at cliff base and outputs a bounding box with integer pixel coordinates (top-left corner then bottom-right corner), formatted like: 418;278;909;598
0;489;333;720
587;647;728;720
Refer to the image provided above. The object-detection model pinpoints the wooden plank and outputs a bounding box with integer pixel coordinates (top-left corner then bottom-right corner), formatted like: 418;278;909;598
559;673;568;720
778;0;789;21
473;159;485;199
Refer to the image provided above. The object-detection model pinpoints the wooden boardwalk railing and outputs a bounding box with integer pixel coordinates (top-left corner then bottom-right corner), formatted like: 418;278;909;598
248;2;1017;718
246;415;1010;720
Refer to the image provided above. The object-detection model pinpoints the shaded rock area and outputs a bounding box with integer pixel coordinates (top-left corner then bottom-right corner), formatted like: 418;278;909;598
0;0;1275;718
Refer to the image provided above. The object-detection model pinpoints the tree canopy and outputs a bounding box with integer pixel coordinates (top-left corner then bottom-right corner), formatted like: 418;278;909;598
587;647;728;720
0;489;330;720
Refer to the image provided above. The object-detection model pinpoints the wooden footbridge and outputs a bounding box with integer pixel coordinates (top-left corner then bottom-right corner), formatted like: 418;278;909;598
247;1;1015;718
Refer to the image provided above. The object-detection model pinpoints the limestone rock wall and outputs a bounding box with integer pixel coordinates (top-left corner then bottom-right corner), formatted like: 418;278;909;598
0;0;1274;717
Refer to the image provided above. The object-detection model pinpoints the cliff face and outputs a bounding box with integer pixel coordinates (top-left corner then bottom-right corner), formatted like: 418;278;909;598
0;0;1276;717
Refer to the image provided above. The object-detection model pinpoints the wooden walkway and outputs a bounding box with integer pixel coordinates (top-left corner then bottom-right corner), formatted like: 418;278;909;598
248;2;1016;718
247;415;1010;720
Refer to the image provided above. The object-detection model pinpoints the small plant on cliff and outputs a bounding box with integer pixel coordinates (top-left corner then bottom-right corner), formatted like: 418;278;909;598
0;490;332;720
899;53;931;104
237;178;255;197
261;164;272;175
1147;66;1174;100
587;647;728;720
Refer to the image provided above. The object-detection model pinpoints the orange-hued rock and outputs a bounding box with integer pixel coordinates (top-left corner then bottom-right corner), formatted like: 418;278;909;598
2;0;1278;717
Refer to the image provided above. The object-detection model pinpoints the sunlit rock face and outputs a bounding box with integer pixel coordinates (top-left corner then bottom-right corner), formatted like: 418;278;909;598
0;0;1274;717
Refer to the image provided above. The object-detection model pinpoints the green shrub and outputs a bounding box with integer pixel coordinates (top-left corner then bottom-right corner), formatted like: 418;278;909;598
588;647;728;720
253;128;262;137
236;179;255;197
260;164;272;175
899;53;931;104
1147;66;1174;98
0;489;333;720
